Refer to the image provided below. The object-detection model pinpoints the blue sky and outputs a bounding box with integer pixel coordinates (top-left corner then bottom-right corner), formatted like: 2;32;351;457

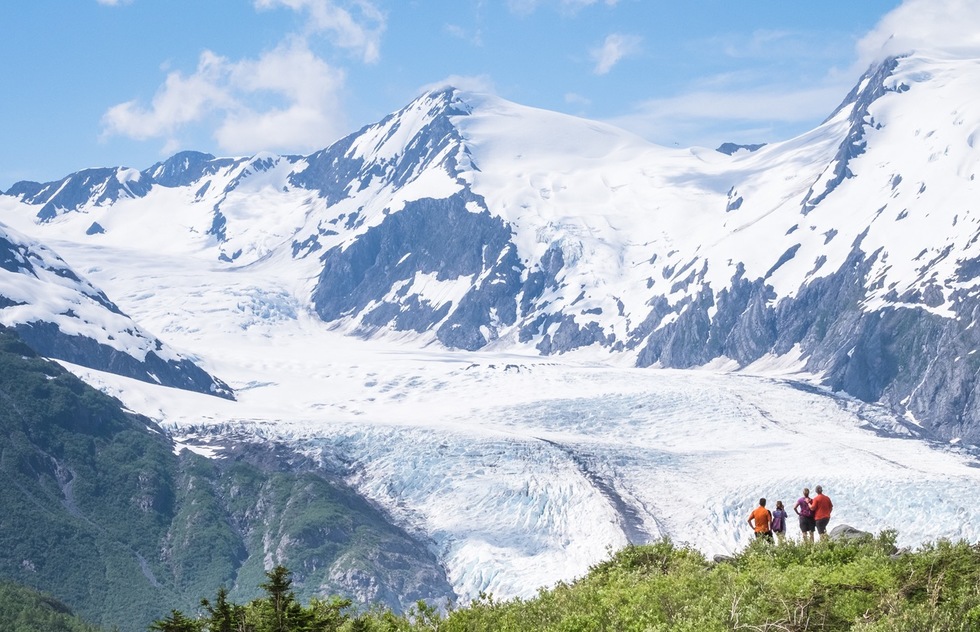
0;0;913;189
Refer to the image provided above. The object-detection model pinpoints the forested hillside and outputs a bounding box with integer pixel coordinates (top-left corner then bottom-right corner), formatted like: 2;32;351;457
0;582;101;632
0;325;452;632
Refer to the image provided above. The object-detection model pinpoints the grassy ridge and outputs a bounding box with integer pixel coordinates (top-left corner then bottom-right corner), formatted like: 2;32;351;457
132;533;980;631
426;535;980;631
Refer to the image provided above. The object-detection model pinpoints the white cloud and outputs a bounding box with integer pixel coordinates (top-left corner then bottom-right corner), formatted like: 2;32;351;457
417;75;496;97
254;0;386;63
444;23;484;47
218;43;347;154
591;33;642;75
102;51;233;140
96;0;132;5
507;0;617;16
856;0;980;66
101;43;347;155
101;0;387;156
608;84;849;147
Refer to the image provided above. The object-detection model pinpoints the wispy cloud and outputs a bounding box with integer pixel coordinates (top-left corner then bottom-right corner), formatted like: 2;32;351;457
603;18;877;147
857;0;980;65
444;23;483;47
254;0;386;63
591;33;642;75
608;83;849;147
507;0;618;16
102;0;384;155
96;0;132;5
417;74;496;97
614;0;980;147
718;29;842;63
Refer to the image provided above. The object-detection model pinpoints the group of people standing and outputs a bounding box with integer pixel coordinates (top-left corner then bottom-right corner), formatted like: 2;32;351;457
747;486;834;543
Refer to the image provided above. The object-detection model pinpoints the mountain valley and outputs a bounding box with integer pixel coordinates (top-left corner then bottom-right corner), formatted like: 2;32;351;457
3;48;980;630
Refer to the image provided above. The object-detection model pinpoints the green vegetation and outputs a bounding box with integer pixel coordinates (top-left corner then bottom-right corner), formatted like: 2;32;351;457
0;325;185;626
150;534;980;632
0;325;451;631
147;566;360;632
436;534;980;631
0;581;102;632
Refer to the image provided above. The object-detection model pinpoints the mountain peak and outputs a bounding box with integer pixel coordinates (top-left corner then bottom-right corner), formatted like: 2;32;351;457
412;84;479;113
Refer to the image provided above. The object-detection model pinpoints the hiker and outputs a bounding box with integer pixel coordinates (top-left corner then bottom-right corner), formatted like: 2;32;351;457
811;485;834;541
794;488;815;543
771;500;788;544
747;498;773;541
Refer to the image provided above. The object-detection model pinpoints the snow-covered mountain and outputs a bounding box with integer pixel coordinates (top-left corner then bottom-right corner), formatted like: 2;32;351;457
0;221;231;397
4;48;980;607
6;51;980;441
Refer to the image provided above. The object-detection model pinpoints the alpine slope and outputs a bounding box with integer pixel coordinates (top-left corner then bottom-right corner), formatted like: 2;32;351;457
3;44;980;603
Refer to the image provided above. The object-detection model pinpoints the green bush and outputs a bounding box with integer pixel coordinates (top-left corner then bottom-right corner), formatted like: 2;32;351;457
396;534;980;632
141;533;980;632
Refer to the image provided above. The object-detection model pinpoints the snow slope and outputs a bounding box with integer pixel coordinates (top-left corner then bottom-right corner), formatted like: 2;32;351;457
0;220;231;396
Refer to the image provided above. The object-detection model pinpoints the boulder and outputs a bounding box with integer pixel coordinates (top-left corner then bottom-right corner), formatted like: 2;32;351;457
829;524;873;543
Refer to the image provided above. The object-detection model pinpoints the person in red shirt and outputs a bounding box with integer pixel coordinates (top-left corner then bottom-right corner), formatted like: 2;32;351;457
747;498;773;541
810;485;834;541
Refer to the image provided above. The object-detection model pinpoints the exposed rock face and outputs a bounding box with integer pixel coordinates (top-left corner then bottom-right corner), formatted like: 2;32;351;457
172;434;457;613
12;320;233;398
631;237;980;443
312;193;523;350
12;167;154;221
800;58;903;215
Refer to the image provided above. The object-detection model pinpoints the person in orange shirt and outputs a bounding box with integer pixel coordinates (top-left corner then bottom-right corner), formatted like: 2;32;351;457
747;498;773;541
810;485;834;541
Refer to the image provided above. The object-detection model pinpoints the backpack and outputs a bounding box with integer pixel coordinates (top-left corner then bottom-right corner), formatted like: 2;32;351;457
772;509;786;532
771;510;785;532
797;497;813;518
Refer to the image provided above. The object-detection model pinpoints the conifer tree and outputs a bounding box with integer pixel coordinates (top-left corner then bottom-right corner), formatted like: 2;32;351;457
258;565;306;632
200;586;239;632
149;609;200;632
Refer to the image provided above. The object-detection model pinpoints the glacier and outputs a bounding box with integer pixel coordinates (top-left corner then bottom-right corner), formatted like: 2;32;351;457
57;328;980;603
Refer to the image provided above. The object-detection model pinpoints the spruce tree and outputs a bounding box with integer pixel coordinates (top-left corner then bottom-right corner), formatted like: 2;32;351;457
258;565;307;632
149;609;200;632
200;586;239;632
